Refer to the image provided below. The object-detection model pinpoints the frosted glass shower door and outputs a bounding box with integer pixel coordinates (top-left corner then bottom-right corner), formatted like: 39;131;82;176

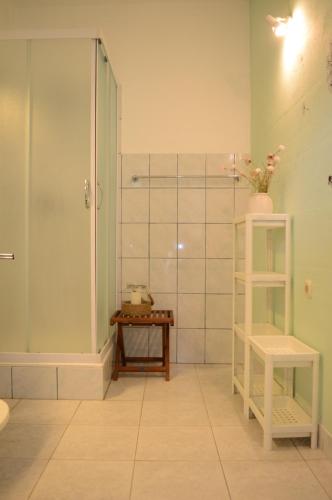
96;41;117;352
28;39;92;353
0;40;29;351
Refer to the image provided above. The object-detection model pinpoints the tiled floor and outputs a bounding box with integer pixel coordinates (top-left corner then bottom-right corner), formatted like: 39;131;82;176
0;364;331;499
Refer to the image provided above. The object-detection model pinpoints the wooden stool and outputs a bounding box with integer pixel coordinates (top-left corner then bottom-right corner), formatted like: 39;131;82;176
110;310;174;381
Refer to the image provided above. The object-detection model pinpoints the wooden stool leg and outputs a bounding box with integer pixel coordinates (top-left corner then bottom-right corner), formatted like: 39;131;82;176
165;325;170;381
162;326;166;367
118;325;126;366
112;328;121;381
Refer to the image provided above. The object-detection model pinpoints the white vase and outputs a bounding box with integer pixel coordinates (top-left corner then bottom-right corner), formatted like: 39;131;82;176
248;193;273;214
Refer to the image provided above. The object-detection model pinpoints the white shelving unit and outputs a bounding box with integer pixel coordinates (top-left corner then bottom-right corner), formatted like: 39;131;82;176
248;335;319;450
232;213;291;417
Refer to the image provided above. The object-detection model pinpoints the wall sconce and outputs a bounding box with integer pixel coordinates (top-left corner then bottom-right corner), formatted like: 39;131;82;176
266;15;291;38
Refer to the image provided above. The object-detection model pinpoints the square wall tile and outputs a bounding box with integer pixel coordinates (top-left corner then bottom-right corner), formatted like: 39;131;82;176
150;259;177;293
152;294;177;325
0;367;12;398
178;224;205;258
170;328;177;362
206;154;235;187
57;365;104;400
178;189;205;223
235;188;250;217
122;224;148;258
178;154;205;176
150;189;177;223
122;258;149;290
206;259;233;294
12;366;57;399
150;224;177;258
206;189;234;223
206;294;232;328
122;189;149;223
178;294;205;328
150;154;177;187
148;328;162;357
122;154;149;188
206;224;233;258
124;328;148;357
178;259;205;293
177;329;205;363
206;329;232;363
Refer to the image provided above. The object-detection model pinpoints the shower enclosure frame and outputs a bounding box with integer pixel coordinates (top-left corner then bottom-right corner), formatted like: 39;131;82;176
0;30;120;372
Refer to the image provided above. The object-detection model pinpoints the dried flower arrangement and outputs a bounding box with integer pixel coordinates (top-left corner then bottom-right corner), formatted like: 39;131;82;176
236;145;286;193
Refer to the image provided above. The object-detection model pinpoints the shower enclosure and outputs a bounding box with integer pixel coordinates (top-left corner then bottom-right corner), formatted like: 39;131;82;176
0;32;118;399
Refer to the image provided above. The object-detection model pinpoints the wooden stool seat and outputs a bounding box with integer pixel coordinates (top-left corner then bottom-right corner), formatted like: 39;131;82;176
110;310;174;381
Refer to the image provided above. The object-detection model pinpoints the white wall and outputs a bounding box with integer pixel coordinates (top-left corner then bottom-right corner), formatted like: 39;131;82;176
0;0;250;154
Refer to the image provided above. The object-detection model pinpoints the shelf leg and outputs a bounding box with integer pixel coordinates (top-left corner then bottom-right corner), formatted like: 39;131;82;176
311;356;319;449
243;341;250;419
264;433;273;451
264;356;273;451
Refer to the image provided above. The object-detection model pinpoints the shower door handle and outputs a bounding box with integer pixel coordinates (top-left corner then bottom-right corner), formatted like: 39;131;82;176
84;179;91;209
0;253;15;260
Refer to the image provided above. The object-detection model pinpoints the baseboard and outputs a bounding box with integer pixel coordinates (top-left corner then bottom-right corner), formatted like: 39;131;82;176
319;423;332;460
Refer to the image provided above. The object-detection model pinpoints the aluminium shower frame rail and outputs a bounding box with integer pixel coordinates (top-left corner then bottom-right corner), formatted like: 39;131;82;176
132;173;240;182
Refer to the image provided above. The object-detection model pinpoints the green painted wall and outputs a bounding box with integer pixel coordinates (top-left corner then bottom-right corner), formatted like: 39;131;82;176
250;0;332;434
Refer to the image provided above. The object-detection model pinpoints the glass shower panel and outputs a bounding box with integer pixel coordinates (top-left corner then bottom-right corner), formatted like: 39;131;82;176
28;39;92;353
0;40;28;351
108;68;117;331
96;41;110;351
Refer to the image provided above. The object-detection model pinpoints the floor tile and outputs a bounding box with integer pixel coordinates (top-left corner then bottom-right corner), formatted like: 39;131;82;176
144;378;203;402
0;423;66;459
141;400;209;426
105;377;146;401
307;459;332;498
72;401;142;426
292;437;327;460
131;461;230;500
0;458;47;500
30;460;133;500
222;460;329;500
205;395;248;426
144;367;202;402
136;426;219;461
213;423;302;461
10;400;79;425
54;425;138;460
3;400;20;410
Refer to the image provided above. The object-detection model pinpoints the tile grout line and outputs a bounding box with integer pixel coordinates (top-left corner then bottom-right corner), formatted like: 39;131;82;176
26;400;83;500
204;153;207;363
194;364;233;500
148;154;151;357
129;375;147;499
176;153;179;363
305;459;332;500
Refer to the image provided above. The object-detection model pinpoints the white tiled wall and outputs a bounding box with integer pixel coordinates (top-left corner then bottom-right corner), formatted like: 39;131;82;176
120;154;250;363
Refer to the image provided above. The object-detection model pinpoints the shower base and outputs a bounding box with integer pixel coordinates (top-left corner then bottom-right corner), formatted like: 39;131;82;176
0;339;114;400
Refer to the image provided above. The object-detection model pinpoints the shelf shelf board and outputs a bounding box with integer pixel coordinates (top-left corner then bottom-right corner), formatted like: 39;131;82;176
249;335;319;363
234;323;284;339
235;272;288;287
249;395;312;431
234;214;289;227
